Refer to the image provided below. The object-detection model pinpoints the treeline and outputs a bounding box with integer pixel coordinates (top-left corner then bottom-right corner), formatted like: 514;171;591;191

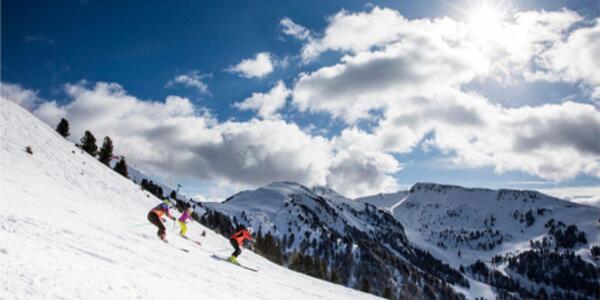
55;118;128;178
507;249;598;298
197;203;467;300
140;179;164;199
466;260;533;299
469;248;599;299
545;219;587;249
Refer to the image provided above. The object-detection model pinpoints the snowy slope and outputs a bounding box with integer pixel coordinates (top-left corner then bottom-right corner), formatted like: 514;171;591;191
359;183;600;265
0;99;379;300
358;182;600;298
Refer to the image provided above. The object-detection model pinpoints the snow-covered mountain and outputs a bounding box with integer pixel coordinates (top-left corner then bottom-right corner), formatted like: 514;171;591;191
0;99;380;300
358;182;600;299
197;181;468;300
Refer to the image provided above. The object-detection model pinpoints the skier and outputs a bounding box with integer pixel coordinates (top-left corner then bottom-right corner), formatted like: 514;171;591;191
147;201;176;241
228;225;253;264
178;207;194;238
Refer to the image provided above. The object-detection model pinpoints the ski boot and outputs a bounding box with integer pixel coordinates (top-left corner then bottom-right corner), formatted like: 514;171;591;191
228;256;239;264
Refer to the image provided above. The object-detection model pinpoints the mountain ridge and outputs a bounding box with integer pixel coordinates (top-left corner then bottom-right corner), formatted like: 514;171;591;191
193;180;599;299
358;179;600;299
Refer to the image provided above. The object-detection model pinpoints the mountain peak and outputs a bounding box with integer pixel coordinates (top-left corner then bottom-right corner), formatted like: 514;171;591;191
311;185;348;200
410;182;490;193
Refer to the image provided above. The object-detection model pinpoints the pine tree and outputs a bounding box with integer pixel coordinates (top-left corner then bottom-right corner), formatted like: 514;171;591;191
56;118;70;138
383;287;393;299
360;278;371;293
329;268;341;284
113;157;128;178
98;136;114;166
80;130;98;156
538;287;548;300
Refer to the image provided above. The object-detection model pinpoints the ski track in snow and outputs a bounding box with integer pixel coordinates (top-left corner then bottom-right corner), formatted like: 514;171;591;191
388;195;408;215
0;99;379;300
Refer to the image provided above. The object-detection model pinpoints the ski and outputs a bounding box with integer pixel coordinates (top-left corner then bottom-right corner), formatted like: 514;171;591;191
210;255;258;272
178;234;202;247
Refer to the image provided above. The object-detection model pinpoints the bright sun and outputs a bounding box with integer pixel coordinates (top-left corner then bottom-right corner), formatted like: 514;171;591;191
469;6;502;32
462;1;511;41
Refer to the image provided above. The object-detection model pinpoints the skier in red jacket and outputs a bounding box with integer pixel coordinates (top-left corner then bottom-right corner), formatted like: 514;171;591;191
228;225;253;264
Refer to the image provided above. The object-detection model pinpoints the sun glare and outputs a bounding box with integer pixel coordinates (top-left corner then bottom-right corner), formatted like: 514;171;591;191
457;0;512;42
469;5;503;33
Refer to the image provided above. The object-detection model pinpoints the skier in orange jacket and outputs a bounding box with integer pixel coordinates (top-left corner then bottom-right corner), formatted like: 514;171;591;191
147;200;176;241
228;225;253;264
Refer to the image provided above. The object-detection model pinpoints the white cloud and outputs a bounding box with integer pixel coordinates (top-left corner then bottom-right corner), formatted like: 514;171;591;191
301;7;408;62
0;82;42;111
234;80;290;119
1;81;395;198
293;32;488;122
539;186;600;208
298;6;583;81
280;17;311;41
166;71;211;94
328;132;402;197
290;6;600;183
432;98;600;181
273;55;291;69
227;52;274;78
495;9;582;80
529;18;600;101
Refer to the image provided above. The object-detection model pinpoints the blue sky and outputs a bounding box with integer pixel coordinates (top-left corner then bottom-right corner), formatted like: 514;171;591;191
2;0;600;199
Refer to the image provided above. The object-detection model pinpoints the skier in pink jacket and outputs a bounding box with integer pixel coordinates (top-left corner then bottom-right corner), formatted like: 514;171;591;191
178;207;193;238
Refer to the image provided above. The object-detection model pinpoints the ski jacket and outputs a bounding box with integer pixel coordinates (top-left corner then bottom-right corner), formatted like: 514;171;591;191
151;203;173;219
178;211;192;223
230;229;253;246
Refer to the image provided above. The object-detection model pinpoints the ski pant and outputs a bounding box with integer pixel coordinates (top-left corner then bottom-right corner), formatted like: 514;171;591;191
179;221;188;236
230;238;241;257
147;211;166;237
